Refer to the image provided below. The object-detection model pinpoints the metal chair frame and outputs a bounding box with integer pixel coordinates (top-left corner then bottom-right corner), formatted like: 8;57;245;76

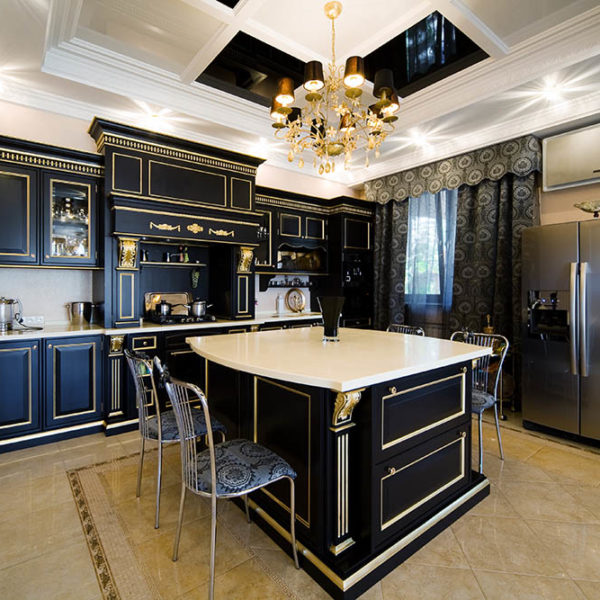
450;331;508;472
161;368;299;600
387;323;425;336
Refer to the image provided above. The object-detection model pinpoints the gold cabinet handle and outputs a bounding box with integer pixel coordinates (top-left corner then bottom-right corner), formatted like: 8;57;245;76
387;466;396;475
33;345;37;350
48;343;52;348
388;386;397;394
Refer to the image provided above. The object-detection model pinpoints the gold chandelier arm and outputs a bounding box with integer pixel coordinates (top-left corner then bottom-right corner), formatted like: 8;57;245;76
331;16;336;68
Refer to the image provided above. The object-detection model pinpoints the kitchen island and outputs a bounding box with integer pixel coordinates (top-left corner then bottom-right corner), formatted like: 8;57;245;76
187;327;491;599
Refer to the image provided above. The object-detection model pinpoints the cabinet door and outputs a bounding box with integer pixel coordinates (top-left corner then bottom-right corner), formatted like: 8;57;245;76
344;217;371;250
0;165;38;264
304;216;326;241
0;339;41;438
41;173;98;266
279;211;303;240
44;335;102;429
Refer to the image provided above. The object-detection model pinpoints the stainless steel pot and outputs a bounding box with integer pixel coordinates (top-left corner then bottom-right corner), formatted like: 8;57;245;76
67;301;93;325
0;297;22;332
156;300;172;316
188;300;212;317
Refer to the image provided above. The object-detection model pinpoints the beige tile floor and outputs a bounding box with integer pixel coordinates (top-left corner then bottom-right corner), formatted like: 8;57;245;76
0;420;598;600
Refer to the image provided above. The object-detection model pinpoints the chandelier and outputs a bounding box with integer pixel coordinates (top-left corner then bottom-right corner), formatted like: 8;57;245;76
269;1;399;174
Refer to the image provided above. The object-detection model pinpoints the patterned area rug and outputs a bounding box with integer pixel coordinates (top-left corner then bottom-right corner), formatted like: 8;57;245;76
67;452;301;600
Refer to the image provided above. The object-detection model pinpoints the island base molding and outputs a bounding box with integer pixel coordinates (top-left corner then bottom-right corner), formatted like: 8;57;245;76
244;476;489;599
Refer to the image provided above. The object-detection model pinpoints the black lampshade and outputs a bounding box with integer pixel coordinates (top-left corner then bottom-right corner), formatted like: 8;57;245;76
275;77;295;106
287;107;302;124
373;69;394;99
304;61;325;92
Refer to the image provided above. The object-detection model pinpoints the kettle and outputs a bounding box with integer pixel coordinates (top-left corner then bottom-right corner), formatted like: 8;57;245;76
0;297;23;333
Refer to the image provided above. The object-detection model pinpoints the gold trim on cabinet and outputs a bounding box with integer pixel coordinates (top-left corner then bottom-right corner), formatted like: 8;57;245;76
279;213;302;238
256;210;273;267
0;347;32;429
98;133;257;175
150;222;180;232
249;478;488;591
186;223;204;234
253;376;311;527
381;372;465;451
110;358;121;412
332;388;364;427
238;246;254;273
329;538;355;556
0;149;103;177
52;342;97;420
118;272;135;320
113;231;258;247
209;228;234;238
305;217;325;240
111;153;142;194
380;436;465;531
112;205;259;227
0;170;30;256
48;178;92;260
237;275;249;314
230;176;252;210
148;159;227;206
109;335;125;354
117;237;138;268
344;217;371;250
131;336;157;351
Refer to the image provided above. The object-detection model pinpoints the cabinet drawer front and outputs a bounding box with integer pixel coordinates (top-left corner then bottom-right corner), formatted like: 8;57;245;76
131;335;157;351
377;366;467;457
374;425;469;547
0;340;40;438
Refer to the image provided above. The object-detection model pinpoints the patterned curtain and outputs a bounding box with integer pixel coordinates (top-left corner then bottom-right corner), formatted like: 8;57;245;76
373;200;409;330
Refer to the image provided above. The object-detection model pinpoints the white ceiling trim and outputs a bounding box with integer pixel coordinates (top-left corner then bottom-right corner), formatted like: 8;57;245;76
435;0;509;58
356;89;600;185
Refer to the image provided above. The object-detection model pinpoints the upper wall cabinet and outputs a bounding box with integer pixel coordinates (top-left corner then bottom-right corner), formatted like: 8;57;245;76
343;216;371;250
42;173;98;266
0;165;38;264
0;136;103;267
279;210;327;245
89;118;264;216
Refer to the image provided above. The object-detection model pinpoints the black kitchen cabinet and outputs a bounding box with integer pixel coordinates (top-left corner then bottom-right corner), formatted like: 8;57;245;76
41;173;98;266
279;209;326;245
0;339;41;438
343;216;371;250
44;335;103;429
0;165;39;264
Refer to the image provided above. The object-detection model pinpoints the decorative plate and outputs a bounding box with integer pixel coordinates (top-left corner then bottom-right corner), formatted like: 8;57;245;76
285;288;306;313
574;201;600;218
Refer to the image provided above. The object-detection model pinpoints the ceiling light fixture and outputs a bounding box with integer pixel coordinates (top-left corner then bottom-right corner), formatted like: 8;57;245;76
269;1;400;174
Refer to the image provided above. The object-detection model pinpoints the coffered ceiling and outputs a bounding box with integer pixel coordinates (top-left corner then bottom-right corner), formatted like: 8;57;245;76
1;0;600;189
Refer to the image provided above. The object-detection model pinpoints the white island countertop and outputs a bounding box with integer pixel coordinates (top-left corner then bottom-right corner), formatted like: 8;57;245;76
187;327;491;392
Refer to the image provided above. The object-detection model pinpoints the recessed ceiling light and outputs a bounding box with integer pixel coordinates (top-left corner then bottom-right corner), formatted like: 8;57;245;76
410;130;430;148
541;77;565;102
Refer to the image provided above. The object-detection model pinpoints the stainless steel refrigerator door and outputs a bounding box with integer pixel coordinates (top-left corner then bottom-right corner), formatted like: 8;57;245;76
579;220;600;440
521;223;579;434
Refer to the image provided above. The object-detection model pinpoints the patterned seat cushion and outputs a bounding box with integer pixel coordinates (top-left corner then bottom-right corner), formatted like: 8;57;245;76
191;439;296;496
146;408;226;441
471;389;496;414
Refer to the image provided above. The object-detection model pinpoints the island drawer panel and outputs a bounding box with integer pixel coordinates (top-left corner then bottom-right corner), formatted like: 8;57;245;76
372;424;470;550
373;363;469;461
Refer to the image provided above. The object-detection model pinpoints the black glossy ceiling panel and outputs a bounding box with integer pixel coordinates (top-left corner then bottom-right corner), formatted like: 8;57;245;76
215;0;242;8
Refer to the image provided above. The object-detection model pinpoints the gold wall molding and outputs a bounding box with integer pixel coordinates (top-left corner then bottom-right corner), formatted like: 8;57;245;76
149;221;180;232
117;237;138;269
255;195;373;218
238;246;254;272
187;223;204;234
209;228;234;238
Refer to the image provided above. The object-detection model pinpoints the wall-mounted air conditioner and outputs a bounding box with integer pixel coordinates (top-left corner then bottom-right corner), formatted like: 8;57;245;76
543;122;600;191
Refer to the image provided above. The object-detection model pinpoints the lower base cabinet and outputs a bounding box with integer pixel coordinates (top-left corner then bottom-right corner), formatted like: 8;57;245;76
44;335;103;430
0;339;41;439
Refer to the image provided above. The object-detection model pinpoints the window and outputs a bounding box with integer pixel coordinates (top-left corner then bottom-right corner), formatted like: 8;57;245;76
404;189;458;309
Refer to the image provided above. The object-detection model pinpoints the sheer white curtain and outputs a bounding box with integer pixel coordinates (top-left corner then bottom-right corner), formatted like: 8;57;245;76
404;189;458;332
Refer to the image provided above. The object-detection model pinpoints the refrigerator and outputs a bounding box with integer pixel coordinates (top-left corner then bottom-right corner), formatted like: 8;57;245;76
521;220;600;441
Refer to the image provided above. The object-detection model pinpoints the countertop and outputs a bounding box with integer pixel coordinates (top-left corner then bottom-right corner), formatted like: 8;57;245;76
0;312;321;340
187;327;491;392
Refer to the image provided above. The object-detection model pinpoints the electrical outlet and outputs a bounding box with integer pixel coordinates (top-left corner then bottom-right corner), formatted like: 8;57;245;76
22;315;45;327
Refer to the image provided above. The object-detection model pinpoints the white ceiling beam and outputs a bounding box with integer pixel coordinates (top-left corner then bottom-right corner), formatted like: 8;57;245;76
44;0;83;55
179;0;269;84
434;0;509;58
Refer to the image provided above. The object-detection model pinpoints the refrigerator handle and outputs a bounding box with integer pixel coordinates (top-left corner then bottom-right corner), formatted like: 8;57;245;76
580;262;589;377
569;262;578;376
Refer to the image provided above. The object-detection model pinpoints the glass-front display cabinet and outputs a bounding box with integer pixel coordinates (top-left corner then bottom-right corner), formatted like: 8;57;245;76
42;174;97;266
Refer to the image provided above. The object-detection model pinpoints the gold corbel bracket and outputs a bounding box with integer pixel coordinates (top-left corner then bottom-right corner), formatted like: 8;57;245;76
109;335;125;354
118;237;138;269
238;246;254;272
332;388;364;427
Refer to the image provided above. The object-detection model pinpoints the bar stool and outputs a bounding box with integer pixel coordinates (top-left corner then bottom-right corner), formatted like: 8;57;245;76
387;323;425;336
124;350;226;528
160;363;300;600
449;331;508;472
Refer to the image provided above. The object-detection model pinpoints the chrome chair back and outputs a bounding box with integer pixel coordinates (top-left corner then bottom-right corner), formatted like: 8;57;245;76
161;366;300;600
450;331;509;472
387;323;425;336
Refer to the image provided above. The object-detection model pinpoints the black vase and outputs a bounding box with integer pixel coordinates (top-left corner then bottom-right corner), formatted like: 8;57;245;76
318;296;345;342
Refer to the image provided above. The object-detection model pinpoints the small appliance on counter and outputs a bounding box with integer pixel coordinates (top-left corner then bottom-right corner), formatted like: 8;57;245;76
67;301;100;325
0;297;43;332
144;292;216;325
